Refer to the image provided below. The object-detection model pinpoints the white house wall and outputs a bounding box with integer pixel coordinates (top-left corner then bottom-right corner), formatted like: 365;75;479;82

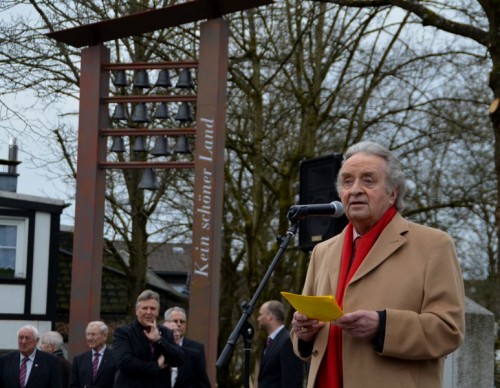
31;211;50;314
0;284;25;313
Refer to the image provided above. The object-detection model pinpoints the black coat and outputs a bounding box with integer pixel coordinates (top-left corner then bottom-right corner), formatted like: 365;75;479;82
258;328;304;388
70;347;116;388
0;350;62;388
174;346;210;388
113;320;183;388
181;338;205;368
52;349;71;388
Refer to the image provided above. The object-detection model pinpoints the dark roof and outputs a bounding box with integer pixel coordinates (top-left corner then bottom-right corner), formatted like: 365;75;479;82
112;241;191;274
149;243;191;273
57;231;188;318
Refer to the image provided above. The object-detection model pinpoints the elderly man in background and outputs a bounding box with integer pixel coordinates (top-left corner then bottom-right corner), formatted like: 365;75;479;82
70;320;116;388
291;141;465;388
164;306;206;368
40;330;72;387
0;324;62;388
163;312;211;388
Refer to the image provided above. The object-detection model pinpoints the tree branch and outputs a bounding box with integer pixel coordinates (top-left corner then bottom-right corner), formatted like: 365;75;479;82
312;0;490;46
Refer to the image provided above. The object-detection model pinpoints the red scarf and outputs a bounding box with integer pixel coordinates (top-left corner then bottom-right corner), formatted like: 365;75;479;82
317;206;397;387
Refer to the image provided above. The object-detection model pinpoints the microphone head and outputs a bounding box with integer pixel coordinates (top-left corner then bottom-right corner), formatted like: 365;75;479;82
331;201;344;217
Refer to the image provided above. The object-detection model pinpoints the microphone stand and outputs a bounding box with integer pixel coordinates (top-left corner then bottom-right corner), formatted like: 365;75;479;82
216;218;300;387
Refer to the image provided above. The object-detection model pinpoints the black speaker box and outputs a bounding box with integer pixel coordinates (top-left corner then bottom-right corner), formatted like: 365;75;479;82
298;154;348;251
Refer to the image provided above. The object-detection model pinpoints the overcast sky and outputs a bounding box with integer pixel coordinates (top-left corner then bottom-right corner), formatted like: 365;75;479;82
0;4;77;225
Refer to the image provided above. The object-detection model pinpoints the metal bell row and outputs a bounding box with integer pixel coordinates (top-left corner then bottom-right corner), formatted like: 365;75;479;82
109;135;190;155
112;69;194;89
111;102;193;122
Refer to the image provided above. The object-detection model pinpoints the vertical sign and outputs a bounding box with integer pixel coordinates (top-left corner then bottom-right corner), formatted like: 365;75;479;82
189;18;229;385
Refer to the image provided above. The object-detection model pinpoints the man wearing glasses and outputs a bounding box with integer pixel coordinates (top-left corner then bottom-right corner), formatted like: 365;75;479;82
164;307;210;387
0;325;62;388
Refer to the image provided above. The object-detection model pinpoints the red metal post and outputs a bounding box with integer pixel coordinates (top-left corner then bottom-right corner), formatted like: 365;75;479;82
67;44;109;359
189;18;229;385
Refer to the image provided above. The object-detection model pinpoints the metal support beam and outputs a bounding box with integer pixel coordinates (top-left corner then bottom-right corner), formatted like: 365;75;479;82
189;18;229;385
67;44;109;359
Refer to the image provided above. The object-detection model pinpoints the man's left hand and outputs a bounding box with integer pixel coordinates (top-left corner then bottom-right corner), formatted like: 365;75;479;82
333;310;379;340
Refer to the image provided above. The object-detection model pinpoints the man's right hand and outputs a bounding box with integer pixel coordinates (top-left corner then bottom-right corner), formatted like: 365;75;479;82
292;311;324;341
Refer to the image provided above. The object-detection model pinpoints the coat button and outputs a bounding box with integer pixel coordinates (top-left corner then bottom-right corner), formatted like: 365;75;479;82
312;350;318;356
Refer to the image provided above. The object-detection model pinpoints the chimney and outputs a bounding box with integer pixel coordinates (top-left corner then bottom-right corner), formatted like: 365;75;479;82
0;138;20;192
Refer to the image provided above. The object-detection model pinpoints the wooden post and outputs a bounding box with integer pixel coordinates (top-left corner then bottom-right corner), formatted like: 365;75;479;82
67;44;109;359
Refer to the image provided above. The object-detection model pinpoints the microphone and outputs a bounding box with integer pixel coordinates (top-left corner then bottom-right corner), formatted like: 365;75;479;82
287;201;344;221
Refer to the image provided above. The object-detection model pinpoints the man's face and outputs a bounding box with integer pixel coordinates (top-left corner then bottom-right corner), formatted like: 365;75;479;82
86;324;107;351
339;152;397;234
18;328;38;356
165;311;187;337
136;299;159;327
39;341;54;353
257;304;270;331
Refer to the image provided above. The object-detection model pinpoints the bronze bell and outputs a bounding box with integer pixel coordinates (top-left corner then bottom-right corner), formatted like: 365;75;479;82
110;136;126;153
133;69;151;88
176;69;194;89
174;135;190;154
155;69;172;88
111;103;128;121
151;136;171;156
175;102;193;122
131;103;151;123
133;136;147;153
113;70;128;87
154;102;169;120
138;169;159;190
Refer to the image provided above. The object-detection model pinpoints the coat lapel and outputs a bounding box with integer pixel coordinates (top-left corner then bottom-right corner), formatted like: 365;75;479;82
325;232;344;295
85;351;93;382
133;321;154;359
26;351;42;387
260;328;286;370
350;214;408;284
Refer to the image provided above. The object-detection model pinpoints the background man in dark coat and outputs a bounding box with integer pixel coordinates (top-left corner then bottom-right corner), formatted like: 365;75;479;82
70;321;116;388
113;290;184;388
163;318;211;387
163;306;207;370
0;324;62;388
257;300;304;388
39;330;72;388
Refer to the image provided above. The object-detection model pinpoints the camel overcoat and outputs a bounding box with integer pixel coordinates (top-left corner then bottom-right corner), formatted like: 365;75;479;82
292;213;465;388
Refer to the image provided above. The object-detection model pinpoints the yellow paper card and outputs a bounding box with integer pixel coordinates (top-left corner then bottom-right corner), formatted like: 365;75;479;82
281;291;344;322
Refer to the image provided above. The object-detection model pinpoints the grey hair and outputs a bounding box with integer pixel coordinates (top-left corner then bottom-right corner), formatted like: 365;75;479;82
17;325;39;340
164;306;187;321
136;289;160;308
86;321;109;336
39;331;64;350
337;141;407;211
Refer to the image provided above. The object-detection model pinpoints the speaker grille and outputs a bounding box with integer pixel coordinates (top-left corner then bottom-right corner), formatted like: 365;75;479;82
298;154;348;251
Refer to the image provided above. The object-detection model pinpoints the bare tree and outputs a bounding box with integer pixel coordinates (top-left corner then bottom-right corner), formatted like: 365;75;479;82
217;1;492;384
0;0;195;316
313;0;499;297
